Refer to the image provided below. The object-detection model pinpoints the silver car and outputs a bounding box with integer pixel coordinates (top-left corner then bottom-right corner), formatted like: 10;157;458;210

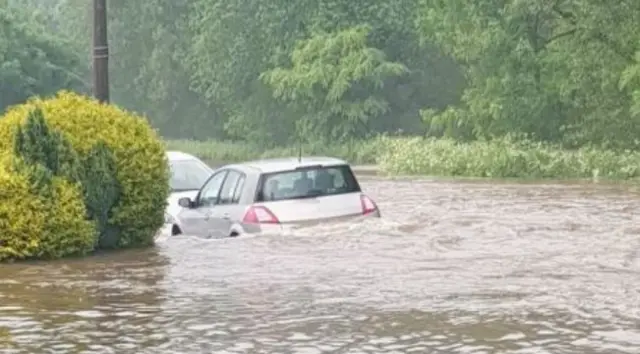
175;157;381;238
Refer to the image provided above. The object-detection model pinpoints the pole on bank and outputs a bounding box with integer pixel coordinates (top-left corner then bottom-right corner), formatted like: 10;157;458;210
92;0;109;103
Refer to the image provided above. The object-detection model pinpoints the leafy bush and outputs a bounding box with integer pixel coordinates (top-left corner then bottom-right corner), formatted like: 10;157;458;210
13;107;122;249
0;156;48;261
0;91;170;253
0;152;95;262
378;136;640;179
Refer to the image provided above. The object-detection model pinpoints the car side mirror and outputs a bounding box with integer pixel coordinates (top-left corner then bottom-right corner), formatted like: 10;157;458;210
178;197;194;208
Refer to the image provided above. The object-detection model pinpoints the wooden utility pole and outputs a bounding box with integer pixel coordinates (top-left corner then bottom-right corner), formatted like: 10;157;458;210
92;0;109;103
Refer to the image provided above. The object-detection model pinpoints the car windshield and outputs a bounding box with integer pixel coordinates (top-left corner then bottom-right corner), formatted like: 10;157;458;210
169;159;213;192
256;164;361;202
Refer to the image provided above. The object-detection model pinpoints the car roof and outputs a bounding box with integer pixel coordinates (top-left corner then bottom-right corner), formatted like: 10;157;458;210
225;156;349;174
166;150;200;161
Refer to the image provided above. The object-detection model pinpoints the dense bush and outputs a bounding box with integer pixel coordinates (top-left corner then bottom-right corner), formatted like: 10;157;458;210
0;155;48;260
0;152;95;261
13;108;122;249
377;136;640;179
0;91;169;260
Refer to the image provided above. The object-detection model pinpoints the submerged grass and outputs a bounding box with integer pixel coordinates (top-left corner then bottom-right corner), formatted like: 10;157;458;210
165;136;640;180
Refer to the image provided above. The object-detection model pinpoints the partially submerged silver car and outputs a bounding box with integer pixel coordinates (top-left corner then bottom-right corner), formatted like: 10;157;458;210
175;157;380;238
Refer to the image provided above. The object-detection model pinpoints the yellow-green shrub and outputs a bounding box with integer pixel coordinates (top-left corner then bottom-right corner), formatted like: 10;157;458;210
0;155;95;261
0;158;47;261
38;177;97;259
0;91;170;249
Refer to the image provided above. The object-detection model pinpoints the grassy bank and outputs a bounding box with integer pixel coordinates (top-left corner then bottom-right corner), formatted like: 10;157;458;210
379;137;640;179
164;139;381;165
166;136;640;180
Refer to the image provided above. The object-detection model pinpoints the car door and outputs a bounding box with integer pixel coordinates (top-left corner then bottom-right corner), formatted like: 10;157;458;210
210;170;246;237
179;170;228;237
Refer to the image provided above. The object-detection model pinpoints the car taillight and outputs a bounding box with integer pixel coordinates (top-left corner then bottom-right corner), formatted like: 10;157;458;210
360;194;378;215
242;205;280;224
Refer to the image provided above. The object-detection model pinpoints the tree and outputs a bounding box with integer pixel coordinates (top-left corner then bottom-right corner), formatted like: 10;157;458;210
261;25;408;141
185;0;463;144
0;4;87;112
417;0;640;148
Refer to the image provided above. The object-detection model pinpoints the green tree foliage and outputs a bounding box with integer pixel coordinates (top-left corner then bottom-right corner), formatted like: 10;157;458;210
185;0;463;144
261;25;408;141
417;0;640;148
8;0;462;145
621;50;640;119
105;0;214;140
3;0;640;151
0;2;87;113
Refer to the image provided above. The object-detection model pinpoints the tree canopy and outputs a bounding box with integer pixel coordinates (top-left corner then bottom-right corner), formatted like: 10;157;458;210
0;1;87;112
2;0;639;149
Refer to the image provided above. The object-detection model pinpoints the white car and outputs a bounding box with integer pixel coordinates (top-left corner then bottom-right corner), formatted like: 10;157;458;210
163;151;215;236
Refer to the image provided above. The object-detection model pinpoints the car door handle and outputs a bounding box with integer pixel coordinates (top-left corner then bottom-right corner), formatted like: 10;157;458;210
222;213;230;220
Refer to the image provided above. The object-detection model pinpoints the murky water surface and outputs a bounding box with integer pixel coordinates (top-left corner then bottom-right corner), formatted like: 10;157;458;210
2;177;640;353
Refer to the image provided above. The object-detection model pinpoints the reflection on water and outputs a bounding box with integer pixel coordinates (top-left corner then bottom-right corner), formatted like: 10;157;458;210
1;177;640;353
0;249;169;353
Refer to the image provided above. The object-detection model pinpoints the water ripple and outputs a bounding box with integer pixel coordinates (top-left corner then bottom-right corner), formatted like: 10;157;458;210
1;177;639;353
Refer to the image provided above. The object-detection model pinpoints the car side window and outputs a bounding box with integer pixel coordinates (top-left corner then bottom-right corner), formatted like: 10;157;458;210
198;171;228;207
232;175;246;204
218;170;244;205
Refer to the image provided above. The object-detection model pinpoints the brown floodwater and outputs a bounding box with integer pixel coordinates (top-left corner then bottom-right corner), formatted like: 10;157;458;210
1;176;640;353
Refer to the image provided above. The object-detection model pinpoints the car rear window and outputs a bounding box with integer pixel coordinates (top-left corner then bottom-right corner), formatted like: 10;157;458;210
255;164;362;202
169;159;213;192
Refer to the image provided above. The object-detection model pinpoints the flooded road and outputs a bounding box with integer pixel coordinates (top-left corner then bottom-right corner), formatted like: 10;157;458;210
2;177;640;353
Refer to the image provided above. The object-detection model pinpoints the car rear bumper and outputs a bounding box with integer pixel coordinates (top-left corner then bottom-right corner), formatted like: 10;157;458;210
244;210;381;235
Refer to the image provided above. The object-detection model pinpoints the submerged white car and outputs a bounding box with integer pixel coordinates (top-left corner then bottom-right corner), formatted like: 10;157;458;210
163;151;215;235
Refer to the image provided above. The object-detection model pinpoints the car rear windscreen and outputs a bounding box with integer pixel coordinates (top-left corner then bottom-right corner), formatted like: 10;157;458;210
255;164;362;202
170;159;213;191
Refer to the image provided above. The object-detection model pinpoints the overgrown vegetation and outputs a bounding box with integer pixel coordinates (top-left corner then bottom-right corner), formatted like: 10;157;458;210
165;139;381;165
377;137;640;179
3;0;640;179
168;137;640;180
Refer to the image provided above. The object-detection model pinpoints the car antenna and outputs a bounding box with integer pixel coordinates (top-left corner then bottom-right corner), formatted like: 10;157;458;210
297;139;302;162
